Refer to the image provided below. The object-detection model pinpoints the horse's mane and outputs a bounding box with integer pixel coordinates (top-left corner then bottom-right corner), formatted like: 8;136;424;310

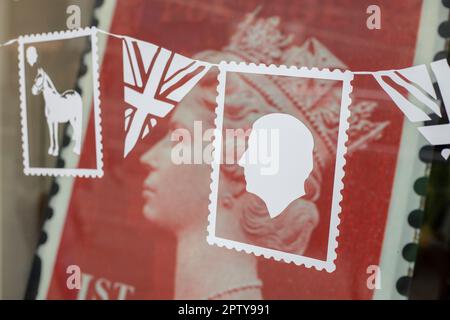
42;71;58;93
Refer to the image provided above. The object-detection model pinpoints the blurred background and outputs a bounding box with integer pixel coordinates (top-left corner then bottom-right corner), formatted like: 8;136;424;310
0;0;96;299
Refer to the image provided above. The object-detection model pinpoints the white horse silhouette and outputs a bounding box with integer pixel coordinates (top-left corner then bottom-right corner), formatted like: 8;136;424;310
32;68;82;156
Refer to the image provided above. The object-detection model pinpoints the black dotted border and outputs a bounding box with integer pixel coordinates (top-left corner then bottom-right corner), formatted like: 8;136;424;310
396;0;450;297
24;0;105;300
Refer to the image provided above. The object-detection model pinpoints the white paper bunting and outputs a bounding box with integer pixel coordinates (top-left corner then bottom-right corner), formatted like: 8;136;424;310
2;27;450;175
122;37;211;157
373;59;450;158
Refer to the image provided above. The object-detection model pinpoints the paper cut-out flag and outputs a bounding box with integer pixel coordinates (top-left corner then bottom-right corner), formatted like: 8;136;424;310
122;37;211;157
374;59;450;158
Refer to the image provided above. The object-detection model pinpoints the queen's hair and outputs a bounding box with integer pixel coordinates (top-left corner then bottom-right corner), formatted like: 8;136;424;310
191;51;319;255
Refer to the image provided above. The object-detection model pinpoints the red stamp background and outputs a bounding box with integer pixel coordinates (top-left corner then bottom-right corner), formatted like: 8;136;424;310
46;0;423;299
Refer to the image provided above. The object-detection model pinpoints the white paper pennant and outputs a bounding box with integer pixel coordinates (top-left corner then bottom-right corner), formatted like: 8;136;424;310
122;37;211;157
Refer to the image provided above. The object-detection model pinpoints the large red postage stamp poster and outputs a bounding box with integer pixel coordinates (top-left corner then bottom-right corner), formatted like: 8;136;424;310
37;0;429;299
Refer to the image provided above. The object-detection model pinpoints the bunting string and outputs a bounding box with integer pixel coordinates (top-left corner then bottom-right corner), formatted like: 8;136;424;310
0;38;18;48
3;27;450;160
0;28;431;75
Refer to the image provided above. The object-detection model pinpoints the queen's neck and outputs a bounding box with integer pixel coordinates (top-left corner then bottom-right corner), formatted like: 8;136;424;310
174;221;262;300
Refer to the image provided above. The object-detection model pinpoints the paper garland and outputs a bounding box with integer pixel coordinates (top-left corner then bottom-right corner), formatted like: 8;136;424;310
17;28;103;178
1;27;450;175
207;62;354;272
121;35;211;157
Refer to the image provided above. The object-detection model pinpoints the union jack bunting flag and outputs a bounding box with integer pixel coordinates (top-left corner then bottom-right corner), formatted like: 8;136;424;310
373;59;450;159
122;37;211;157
